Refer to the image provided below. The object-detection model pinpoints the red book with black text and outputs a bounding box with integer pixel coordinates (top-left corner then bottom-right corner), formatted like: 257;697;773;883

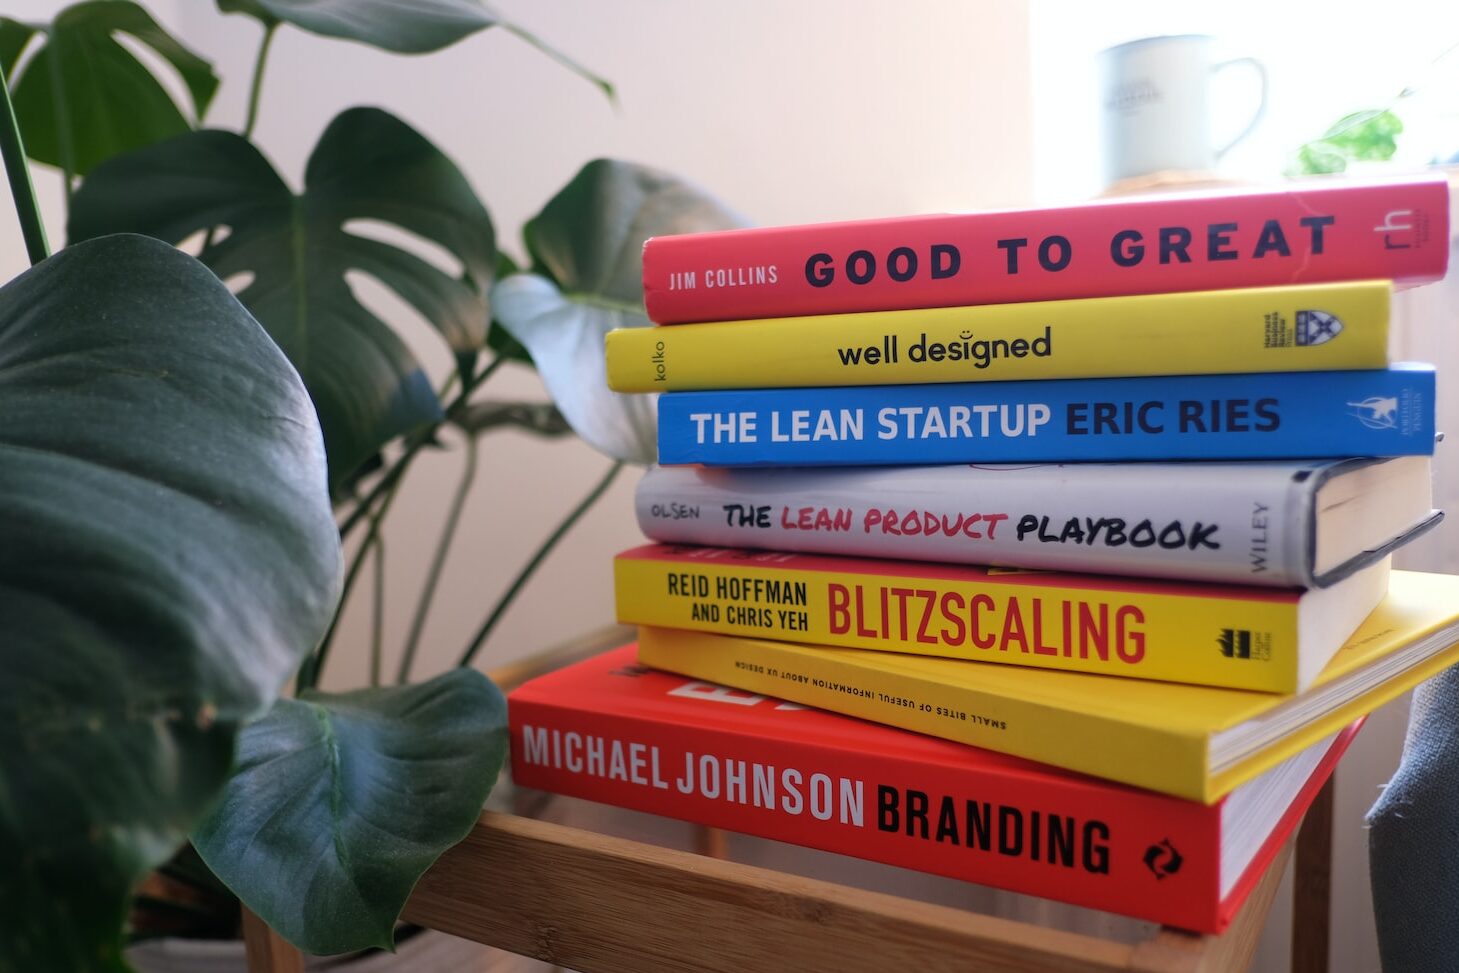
641;177;1449;323
508;645;1359;932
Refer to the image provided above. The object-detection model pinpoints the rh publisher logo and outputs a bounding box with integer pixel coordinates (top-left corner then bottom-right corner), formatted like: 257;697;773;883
1374;209;1416;249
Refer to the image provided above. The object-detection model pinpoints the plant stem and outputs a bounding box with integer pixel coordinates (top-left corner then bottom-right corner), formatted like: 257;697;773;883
243;23;276;139
337;355;505;541
0;62;47;264
370;533;385;687
457;459;624;669
397;435;479;684
300;477;401;690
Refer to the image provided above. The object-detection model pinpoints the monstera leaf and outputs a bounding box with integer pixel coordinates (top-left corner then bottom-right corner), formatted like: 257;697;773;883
192;668;508;954
217;0;612;96
70;108;496;490
0;234;341;970
0;1;217;175
494;158;746;464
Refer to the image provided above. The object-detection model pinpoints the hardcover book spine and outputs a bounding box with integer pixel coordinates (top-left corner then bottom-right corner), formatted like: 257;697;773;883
642;179;1450;323
634;625;1213;800
614;546;1303;690
508;693;1225;930
608;281;1390;392
655;366;1437;466
634;464;1313;587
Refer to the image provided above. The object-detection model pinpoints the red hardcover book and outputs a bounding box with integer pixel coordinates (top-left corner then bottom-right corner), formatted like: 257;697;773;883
642;177;1449;323
509;645;1360;932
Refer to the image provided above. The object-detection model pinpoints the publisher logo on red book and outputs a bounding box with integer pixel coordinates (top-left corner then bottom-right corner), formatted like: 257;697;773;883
1374;209;1420;250
1143;839;1184;880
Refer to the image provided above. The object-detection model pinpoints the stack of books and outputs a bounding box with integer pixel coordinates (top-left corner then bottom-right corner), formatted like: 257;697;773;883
510;178;1459;932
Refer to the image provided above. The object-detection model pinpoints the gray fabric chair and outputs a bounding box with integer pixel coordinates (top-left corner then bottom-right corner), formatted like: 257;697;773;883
1368;663;1459;971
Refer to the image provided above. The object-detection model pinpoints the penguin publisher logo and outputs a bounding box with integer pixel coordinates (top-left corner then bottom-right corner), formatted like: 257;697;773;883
1348;396;1400;430
1143;839;1184;880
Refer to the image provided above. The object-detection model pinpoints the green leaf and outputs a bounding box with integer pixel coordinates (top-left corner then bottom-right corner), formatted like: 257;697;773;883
0;18;36;78
1291;108;1404;176
216;0;612;97
1321;109;1404;159
485;250;533;363
1294;141;1350;175
192;668;508;955
526;158;746;305
0;234;341;970
496;158;745;464
69;107;497;491
452;399;572;438
5;0;218;175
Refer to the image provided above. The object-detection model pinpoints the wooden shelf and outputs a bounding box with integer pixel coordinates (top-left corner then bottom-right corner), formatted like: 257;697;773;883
401;810;1292;973
243;624;1331;973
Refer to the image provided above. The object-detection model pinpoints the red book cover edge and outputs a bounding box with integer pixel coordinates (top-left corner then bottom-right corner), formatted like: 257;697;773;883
508;644;1361;932
642;178;1450;323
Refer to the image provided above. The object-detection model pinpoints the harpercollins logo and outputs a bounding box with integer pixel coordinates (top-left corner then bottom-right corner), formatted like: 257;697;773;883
1218;628;1271;661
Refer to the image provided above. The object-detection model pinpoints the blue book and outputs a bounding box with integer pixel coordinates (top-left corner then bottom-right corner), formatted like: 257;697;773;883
656;365;1436;467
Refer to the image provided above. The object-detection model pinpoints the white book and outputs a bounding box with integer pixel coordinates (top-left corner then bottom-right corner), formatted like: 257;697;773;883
635;458;1440;588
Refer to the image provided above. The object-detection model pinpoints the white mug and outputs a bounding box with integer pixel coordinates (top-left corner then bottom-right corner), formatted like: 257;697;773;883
1099;35;1267;185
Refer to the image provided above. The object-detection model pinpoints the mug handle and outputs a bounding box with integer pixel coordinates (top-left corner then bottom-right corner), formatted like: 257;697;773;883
1211;56;1268;160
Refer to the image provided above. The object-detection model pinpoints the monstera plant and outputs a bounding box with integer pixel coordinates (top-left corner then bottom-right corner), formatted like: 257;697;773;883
2;0;742;967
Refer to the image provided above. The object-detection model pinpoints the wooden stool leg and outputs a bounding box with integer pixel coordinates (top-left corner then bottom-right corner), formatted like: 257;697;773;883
694;825;728;860
242;907;305;973
1291;775;1335;973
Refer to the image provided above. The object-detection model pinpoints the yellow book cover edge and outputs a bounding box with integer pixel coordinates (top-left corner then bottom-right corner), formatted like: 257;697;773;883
614;550;1302;691
634;570;1459;803
634;625;1214;801
606;280;1391;391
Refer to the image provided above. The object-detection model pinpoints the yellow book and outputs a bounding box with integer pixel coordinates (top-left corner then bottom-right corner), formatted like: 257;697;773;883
605;280;1391;392
635;570;1459;803
614;544;1389;693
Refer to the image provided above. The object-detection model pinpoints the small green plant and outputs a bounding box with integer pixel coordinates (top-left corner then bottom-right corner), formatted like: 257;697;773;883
1292;109;1405;175
0;0;741;966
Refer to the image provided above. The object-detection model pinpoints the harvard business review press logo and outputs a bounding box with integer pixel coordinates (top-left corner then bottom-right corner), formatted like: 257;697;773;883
1294;310;1342;346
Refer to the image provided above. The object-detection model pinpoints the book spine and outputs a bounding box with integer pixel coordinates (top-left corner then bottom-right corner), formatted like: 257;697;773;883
656;366;1437;466
634;625;1213;801
643;179;1450;323
634;464;1314;587
509;692;1226;931
615;547;1303;691
609;281;1390;392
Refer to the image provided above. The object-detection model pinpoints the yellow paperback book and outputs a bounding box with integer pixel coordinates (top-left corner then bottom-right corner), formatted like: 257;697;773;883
604;280;1391;392
614;544;1389;693
635;571;1459;803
